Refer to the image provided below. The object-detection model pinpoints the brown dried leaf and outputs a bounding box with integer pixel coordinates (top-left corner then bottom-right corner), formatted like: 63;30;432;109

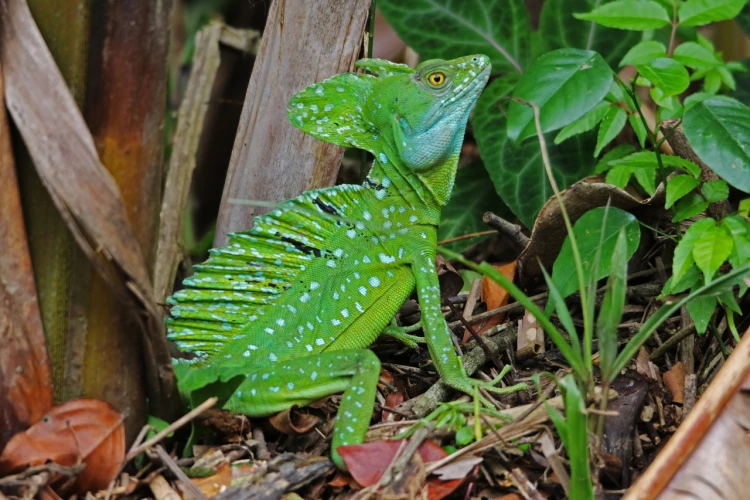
268;406;320;436
0;399;125;494
191;464;232;498
463;262;516;342
517;176;663;286
436;254;463;299
0;64;52;449
663;361;686;404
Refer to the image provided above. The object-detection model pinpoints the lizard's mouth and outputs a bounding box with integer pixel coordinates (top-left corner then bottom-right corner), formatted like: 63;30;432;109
449;64;491;107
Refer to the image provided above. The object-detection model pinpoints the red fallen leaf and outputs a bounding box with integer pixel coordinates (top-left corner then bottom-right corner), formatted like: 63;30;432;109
339;439;466;500
0;399;125;494
382;392;405;422
463;262;516;342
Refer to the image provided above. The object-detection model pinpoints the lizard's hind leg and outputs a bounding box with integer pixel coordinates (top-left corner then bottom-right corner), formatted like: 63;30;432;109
227;349;381;470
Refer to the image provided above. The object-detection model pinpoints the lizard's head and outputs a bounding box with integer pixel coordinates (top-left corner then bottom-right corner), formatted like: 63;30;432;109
288;54;490;171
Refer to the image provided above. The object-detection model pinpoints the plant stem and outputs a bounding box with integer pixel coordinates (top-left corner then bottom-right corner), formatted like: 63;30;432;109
595;379;610;444
667;1;678;57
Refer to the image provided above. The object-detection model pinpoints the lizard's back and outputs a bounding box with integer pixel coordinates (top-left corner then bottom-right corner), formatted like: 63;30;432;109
167;183;420;367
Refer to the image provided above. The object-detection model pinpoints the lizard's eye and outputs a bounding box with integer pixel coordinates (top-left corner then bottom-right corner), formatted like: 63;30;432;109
427;72;446;87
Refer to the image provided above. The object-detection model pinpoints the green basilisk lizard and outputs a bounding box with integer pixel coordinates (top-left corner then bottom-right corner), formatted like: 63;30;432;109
167;54;525;469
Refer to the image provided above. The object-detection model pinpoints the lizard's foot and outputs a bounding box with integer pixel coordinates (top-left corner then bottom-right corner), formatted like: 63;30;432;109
381;322;426;349
444;365;528;407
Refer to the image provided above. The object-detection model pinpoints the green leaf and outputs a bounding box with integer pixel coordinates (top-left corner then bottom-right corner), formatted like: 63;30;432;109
636;58;690;96
703;69;723;94
685;292;716;334
597;229;628;382
551;207;641;300
594;144;635;174
619;40;668;67
474;77;596;228
605;165;633;188
609;151;701;177
555;101;610;145
594;106;628;156
507;49;613;141
701;180;729;202
377;0;531;73
633;167;656;195
666;175;701;209
683;97;750;193
673;42;720;70
574;0;671;30
661;264;701;295
684;92;714;110
672;218;716;283
721;215;750;267
692;225;733;281
540;0;641;67
613;260;750;375
438;161;511;252
455;425;475;446
628;113;648;148
679;0;750;27
673;193;709;222
556;375;595;500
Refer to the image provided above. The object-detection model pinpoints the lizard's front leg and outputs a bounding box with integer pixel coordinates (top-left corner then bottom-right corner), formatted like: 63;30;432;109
411;249;527;399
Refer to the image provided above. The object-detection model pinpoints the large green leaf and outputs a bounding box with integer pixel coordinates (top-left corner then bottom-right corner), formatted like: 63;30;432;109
438;161;511;252
377;0;530;74
679;0;750;27
636;58;690;97
507;48;612;141
574;0;671;30
673;42;720;70
551;207;641;300
473;75;596;228
665;175;700;209
539;0;641;67
683;97;750;193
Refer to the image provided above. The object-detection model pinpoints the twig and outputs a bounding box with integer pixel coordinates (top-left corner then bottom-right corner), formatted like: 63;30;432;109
448;302;505;372
649;324;696;361
126;397;218;461
154;445;208;500
482;212;529;249
378;423;434;487
437;230;496;246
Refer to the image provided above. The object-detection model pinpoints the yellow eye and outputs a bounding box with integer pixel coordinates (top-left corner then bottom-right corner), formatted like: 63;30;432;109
428;72;446;86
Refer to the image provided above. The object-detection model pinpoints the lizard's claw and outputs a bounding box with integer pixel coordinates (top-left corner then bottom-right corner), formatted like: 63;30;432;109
381;324;426;349
445;365;528;407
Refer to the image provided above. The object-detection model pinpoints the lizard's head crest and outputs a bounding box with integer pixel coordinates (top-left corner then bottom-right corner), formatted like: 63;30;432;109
288;54;490;171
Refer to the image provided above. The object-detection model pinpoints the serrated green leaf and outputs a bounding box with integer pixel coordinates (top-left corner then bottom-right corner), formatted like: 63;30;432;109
692;224;733;281
666;175;701;208
628;113;648;148
609;151;701;176
438;161;511;252
507;49;613;141
574;0;671;30
721;215;750;267
551;207;641;300
683;96;750;193
673;42;721;70
555;101;610;144
605;165;633;188
673;193;709;222
672;218;716;282
650;87;679;111
377;0;531;73
702;180;729;202
594;144;635;173
594;106;628;156
685;292;716;334
636;58;690;96
597;229;628;382
679;0;750;27
619;40;668;67
473;76;596;228
633;167;656;195
704;69;723;94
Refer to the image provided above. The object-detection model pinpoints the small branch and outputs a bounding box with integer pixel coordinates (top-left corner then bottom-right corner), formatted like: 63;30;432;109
482;212;529;249
437;230;496;246
126;397;218;461
448;303;505;372
154;445;208;500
